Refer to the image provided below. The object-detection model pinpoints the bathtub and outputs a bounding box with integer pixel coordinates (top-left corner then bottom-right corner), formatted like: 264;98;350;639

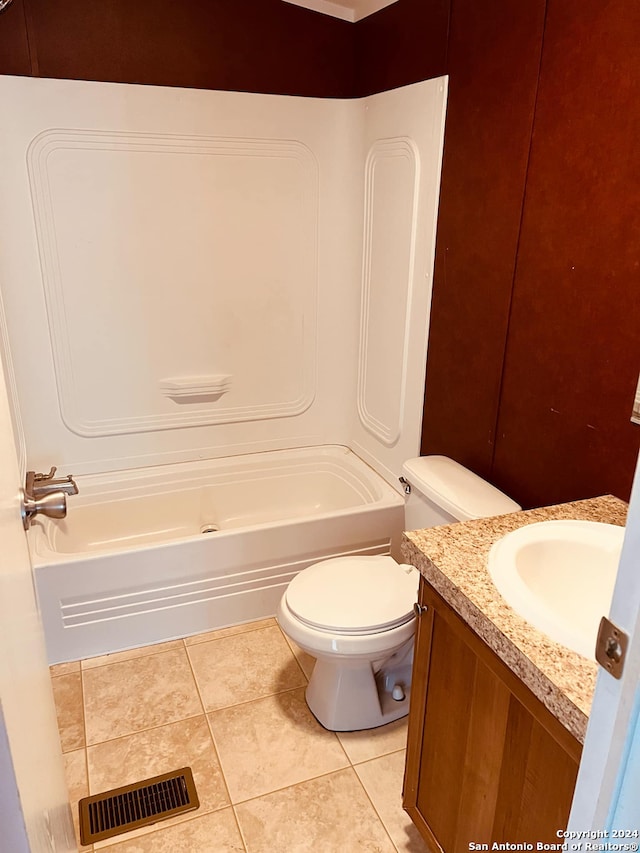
29;445;405;664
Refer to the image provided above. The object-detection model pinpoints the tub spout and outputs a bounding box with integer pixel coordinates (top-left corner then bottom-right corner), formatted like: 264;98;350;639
26;467;79;499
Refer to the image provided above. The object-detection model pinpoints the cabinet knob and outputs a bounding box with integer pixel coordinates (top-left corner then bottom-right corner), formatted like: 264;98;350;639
413;602;428;617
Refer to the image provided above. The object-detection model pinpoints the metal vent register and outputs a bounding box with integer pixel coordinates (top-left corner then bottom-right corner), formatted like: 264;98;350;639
79;767;199;844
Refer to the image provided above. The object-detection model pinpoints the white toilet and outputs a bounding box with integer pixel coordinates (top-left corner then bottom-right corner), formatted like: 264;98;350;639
277;455;521;731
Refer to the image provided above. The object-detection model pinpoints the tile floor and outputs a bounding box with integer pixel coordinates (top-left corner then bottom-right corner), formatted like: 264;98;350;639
50;618;428;852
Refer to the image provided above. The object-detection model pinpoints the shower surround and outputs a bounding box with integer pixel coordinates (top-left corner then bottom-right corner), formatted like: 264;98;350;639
0;75;447;662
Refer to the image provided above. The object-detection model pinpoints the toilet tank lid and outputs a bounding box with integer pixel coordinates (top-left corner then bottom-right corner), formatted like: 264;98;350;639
401;456;521;521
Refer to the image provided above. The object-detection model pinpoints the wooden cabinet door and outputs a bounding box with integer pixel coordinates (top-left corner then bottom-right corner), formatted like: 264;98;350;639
403;579;581;852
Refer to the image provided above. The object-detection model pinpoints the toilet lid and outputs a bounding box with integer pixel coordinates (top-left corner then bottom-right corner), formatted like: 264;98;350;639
285;556;419;635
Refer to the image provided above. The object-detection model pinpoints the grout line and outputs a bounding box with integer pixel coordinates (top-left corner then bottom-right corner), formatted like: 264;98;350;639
183;640;207;717
230;761;409;852
80;666;93;851
202;707;250;852
58;618;280;674
83;680;314;751
183;619;278;648
92;807;241;852
182;655;246;846
349;745;407;768
83;711;206;750
203;713;249;851
352;767;399;852
278;624;315;683
230;764;355;808
79;640;187;672
205;683;311;718
91;799;234;851
183;640;309;717
80;666;88;770
49;660;82;678
278;628;311;683
272;627;355;766
230;804;250;853
67;617;410;850
331;728;353;767
79;619;280;671
203;714;234;809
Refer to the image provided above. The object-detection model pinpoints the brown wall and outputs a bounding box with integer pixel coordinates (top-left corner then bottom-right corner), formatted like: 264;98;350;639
490;0;640;507
353;0;449;97
416;0;640;506
1;0;355;96
0;0;31;75
419;0;546;482
2;0;638;506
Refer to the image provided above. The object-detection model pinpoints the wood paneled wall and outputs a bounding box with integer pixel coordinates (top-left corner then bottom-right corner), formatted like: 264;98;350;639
0;0;31;75
353;0;449;97
419;0;546;482
415;0;640;506
1;0;638;506
490;0;640;507
0;0;355;96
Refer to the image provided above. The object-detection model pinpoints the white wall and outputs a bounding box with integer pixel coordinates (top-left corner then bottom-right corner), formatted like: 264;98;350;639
0;76;446;489
0;362;76;851
350;79;448;485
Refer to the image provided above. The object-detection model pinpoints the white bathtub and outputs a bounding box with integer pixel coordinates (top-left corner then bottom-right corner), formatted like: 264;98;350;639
29;446;405;664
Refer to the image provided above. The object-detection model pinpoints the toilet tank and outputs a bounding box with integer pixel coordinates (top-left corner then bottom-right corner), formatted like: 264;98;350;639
401;456;521;531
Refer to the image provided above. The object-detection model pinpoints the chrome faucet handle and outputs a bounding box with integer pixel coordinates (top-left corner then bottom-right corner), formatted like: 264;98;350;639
34;466;57;481
20;488;67;530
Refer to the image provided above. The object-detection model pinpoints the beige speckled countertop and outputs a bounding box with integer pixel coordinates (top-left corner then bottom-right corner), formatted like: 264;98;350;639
400;495;627;744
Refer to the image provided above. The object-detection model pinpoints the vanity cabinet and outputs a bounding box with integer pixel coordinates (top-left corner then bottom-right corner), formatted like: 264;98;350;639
403;577;581;852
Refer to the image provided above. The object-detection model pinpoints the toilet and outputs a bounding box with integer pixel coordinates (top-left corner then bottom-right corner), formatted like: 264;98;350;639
276;455;521;731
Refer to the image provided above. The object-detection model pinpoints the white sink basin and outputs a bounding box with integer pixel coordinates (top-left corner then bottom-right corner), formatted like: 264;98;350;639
488;520;625;659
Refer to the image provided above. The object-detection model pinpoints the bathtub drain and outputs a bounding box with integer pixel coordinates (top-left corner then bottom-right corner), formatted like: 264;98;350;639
200;523;220;534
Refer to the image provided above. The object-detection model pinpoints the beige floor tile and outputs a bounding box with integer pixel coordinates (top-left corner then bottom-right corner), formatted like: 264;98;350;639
235;767;396;852
82;640;184;670
63;748;93;851
208;688;349;803
51;660;81;677
281;632;315;679
83;648;202;745
87;715;228;809
337;716;408;765
355;750;428;852
187;625;305;711
184;618;277;646
52;672;85;752
89;716;229;848
104;809;245;853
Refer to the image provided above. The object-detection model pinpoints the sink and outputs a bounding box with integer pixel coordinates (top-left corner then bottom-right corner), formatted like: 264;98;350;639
488;520;625;659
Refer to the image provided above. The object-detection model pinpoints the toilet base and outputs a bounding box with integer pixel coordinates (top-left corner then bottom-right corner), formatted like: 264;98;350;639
305;652;413;732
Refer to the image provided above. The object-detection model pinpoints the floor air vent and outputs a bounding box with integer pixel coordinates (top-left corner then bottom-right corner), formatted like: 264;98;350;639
78;767;199;844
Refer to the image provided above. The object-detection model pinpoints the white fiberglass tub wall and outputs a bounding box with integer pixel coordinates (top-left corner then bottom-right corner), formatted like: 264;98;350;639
0;76;447;663
31;447;404;663
0;76;447;483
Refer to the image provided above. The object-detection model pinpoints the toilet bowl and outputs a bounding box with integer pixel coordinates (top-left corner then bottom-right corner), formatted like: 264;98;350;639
277;456;521;731
277;555;419;731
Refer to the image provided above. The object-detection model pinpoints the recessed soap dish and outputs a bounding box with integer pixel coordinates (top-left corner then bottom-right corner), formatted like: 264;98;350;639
160;375;232;403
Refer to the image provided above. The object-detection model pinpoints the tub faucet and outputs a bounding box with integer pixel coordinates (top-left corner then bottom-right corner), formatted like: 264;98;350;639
21;467;78;530
26;467;79;499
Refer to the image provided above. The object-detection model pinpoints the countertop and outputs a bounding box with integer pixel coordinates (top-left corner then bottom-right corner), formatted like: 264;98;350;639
400;495;628;744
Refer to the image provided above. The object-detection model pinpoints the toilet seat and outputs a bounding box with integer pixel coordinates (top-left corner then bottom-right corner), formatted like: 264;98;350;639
284;555;419;636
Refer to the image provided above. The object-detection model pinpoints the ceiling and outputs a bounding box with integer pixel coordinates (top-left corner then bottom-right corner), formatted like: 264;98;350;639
281;0;399;23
